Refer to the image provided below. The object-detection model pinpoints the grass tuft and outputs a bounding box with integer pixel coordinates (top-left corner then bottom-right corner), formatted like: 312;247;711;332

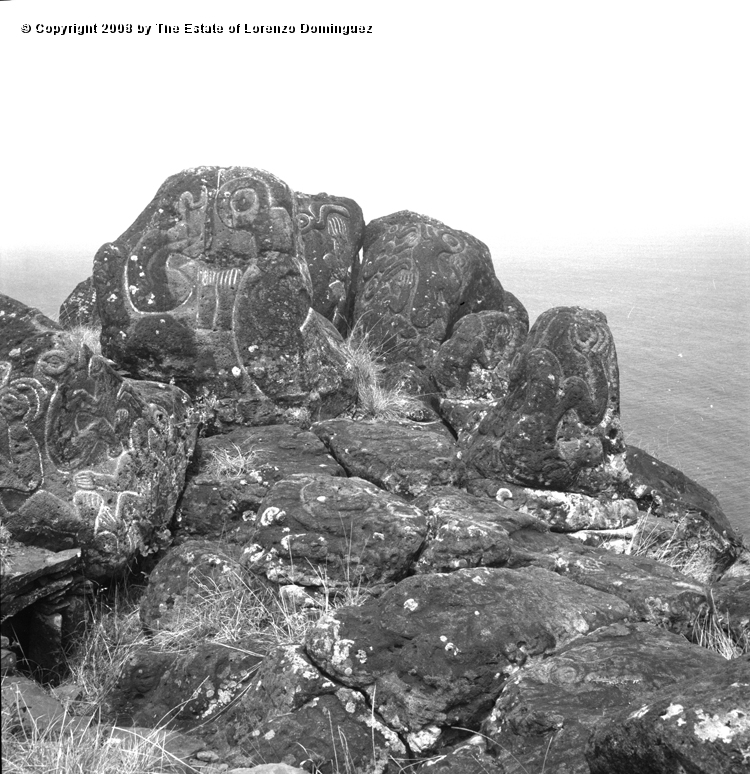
341;327;426;421
202;443;267;483
57;325;103;357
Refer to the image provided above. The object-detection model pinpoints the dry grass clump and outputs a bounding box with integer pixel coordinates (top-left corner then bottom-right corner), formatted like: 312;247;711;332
202;443;268;483
341;328;425;421
1;710;185;774
601;510;749;660
57;325;103;357
0;517;12;572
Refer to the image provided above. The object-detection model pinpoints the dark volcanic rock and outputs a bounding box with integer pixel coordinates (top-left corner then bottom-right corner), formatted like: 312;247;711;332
176;424;345;541
625;444;741;573
58;277;100;329
586;654;750;774
483;622;728;774
139;539;246;634
465;306;627;496
490;481;639;532
92;166;355;426
306;566;632;752
0;294;194;580
110;639;264;728
242;474;428;587
312;418;460;498
432;309;528;402
411;486;548;573
296;191;365;333
353;211;505;370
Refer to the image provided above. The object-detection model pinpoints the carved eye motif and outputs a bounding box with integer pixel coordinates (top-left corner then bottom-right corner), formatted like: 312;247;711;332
0;390;27;419
37;349;71;377
231;188;259;217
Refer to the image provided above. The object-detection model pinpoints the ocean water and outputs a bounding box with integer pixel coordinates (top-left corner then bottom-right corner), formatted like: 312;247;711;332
500;230;749;539
1;232;748;538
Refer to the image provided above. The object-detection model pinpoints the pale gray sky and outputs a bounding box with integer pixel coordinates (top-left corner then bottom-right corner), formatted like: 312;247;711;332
1;0;749;265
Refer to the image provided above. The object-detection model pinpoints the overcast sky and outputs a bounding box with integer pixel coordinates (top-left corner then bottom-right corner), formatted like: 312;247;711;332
1;0;748;267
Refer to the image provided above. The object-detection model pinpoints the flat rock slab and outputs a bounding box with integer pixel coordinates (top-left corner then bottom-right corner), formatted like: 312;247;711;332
312;418;460;498
586;653;750;774
242;473;428;587
411;486;548;573
492;482;639;532
1;545;81;619
306;566;632;751
483;622;727;774
177;424;344;540
519;536;708;635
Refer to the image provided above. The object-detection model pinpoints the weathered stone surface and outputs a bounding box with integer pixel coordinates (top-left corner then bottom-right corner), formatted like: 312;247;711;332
485;481;639;532
58;277;100;330
139;539;246;634
437;398;496;446
484;622;727;774
1;673;67;731
176;424;344;541
521;537;708;634
0;294;194;580
312;418;460;498
432;309;527;402
411;486;548;574
306;566;632;751
92;166;355;426
413;738;502;773
242;689;405;774
625;444;741;574
465;306;628;496
353;211;505;370
110;639;264;727
296;192;365;333
242;474;428;587
586;654;750;774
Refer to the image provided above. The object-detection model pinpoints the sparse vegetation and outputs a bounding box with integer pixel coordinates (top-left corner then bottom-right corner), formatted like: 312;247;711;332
341;327;426;421
0;517;12;572
57;325;103;357
202;442;268;483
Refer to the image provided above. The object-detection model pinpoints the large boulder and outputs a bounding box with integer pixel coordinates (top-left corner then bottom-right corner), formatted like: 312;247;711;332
465;306;627;496
312;418;461;498
242;473;428;588
0;294;193;580
296;191;365;333
483;622;728;774
353;211;505;370
175;424;345;541
92;166;356;426
586;654;750;774
306;566;632;753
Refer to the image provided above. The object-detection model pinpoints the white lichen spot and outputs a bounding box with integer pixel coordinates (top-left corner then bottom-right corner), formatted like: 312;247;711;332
316;496;327;502
661;703;684;720
373;532;385;541
231;366;242;378
471;574;486;586
404;598;419;612
263;730;275;741
629;704;650;720
247;344;258;353
260;507;285;526
408;725;442;753
694;708;750;743
356;649;367;664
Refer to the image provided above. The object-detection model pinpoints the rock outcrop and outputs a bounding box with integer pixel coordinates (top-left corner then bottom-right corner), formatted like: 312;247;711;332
0;295;194;580
3;166;747;774
92;167;356;426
